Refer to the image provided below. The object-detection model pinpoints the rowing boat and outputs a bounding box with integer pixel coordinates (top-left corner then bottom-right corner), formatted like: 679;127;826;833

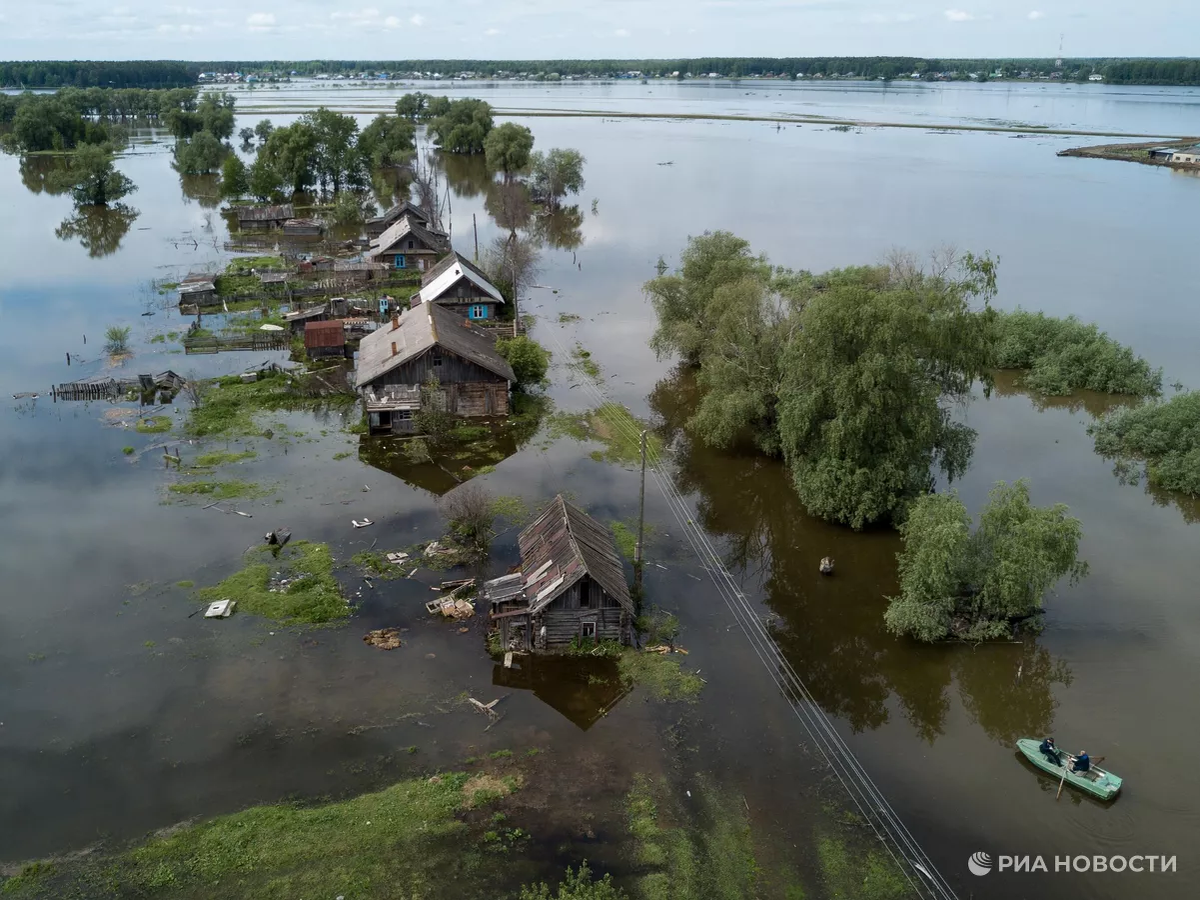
1016;739;1123;800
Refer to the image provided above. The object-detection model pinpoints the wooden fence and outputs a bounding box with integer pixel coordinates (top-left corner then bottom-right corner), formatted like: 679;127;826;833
184;332;290;355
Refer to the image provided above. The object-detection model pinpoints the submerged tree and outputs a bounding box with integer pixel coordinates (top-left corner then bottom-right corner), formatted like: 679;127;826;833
484;233;542;328
173;131;225;175
484;122;535;179
357;113;416;170
885;481;1087;642
104;324;131;355
220;153;249;198
63;144;136;206
529;148;586;211
776;253;999;528
439;483;497;551
428;98;494;154
496;335;551;388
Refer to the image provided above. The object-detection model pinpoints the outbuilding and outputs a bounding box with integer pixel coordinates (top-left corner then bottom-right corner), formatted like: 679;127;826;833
304;320;347;359
411;252;505;322
368;214;451;273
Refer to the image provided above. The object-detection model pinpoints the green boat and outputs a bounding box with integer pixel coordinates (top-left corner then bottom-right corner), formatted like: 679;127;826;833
1016;738;1123;800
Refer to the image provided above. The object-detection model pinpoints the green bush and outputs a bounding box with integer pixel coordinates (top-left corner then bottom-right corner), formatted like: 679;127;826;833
995;309;1161;396
496;335;551;387
1089;390;1200;495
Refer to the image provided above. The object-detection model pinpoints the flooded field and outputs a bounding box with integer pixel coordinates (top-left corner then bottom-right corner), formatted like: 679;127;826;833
2;80;1200;899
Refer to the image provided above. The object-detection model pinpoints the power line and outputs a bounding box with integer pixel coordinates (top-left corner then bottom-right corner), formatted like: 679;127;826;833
539;326;959;900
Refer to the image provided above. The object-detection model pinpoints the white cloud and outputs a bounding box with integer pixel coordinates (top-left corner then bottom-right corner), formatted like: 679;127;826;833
384;15;400;27
614;27;629;36
331;8;379;23
485;27;501;35
410;13;425;26
1028;9;1045;18
246;12;275;29
158;22;202;32
943;8;973;21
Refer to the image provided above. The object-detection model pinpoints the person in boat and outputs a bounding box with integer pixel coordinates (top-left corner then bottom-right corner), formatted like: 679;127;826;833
1071;750;1091;773
1039;737;1059;765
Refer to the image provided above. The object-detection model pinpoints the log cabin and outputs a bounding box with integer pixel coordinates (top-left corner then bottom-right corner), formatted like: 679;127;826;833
231;204;294;232
411;252;505;322
365;201;435;239
483;495;635;653
354;302;514;435
368;213;451;274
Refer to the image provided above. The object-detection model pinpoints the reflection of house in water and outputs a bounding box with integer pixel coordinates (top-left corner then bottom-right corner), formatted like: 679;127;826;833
483;495;634;652
358;432;522;496
492;655;630;731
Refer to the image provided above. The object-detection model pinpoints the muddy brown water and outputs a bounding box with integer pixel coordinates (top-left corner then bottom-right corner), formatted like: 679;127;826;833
2;81;1200;898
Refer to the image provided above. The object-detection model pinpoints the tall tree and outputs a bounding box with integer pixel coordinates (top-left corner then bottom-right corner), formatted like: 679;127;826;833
357;113;416;169
173;131;225;175
484;122;535;179
304;107;364;193
776;254;998;528
221;153;249;198
65;144;136;206
259;122;318;195
428;98;494;154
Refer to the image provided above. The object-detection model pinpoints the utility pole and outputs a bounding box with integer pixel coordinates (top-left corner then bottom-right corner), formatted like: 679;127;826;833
472;213;479;262
634;430;647;594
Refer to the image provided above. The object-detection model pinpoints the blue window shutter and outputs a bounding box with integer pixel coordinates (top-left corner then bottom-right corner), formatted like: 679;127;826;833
395;254;406;269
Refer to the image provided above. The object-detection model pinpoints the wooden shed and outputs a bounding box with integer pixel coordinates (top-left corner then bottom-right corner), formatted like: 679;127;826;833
411;252;505;322
365;201;433;240
177;280;217;307
283;217;322;236
304;320;346;359
368;214;450;274
483;495;634;653
355;302;514;435
231;204;294;232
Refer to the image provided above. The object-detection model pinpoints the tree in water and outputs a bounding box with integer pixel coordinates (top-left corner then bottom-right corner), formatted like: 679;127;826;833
357;113;415;170
62;144;136;206
484;122;535;179
529;148;586;211
885;480;1088;642
220;153;249;198
776;252;999;528
428;98;494;154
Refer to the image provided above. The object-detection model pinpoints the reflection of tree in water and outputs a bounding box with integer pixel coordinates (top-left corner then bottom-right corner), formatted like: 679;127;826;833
179;172;221;209
530;205;584;251
55;204;138;258
485;180;533;233
20;155;73;196
371;168;413;213
648;366;1071;743
439;150;492;199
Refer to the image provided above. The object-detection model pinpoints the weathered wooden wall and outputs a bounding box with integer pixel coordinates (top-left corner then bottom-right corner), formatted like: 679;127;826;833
532;577;628;649
370;347;509;418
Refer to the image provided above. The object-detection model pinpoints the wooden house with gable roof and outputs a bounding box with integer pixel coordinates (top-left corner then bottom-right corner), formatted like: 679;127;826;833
354;302;514;435
411;251;505;322
483;495;634;652
365;201;434;239
368;212;450;273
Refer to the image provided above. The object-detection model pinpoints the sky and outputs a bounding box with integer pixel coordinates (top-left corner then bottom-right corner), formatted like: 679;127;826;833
0;0;1190;61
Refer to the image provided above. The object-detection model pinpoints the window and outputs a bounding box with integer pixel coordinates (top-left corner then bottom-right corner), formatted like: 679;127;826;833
581;621;596;640
432;350;443;367
578;588;590;609
394;254;406;269
469;304;488;320
407;240;414;249
396;410;412;421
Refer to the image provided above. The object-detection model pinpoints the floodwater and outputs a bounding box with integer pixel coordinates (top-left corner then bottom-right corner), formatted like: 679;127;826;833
2;80;1200;899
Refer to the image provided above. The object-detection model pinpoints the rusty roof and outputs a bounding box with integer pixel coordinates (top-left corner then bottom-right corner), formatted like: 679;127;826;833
517;495;633;615
305;319;345;348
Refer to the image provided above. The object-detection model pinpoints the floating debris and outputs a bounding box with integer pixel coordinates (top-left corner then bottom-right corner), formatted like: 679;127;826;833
352;518;373;528
363;628;402;650
204;599;236;618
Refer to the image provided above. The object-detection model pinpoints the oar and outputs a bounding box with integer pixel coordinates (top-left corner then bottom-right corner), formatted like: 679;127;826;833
1056;758;1069;800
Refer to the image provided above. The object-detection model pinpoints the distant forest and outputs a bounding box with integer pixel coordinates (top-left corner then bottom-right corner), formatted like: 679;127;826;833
3;57;1200;87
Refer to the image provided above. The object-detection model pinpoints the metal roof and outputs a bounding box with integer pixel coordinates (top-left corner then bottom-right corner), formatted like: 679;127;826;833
415;252;505;305
178;281;215;295
367;201;429;228
517;495;633;615
369;214;451;258
354;301;515;389
305;319;346;348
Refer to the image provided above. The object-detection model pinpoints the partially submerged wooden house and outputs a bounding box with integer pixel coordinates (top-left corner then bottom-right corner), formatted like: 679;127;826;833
177;279;217;307
483;496;635;653
365;201;433;240
283;217;322;237
232;204;294;232
304;319;347;359
355;302;514;435
368;214;450;274
411;252;505;322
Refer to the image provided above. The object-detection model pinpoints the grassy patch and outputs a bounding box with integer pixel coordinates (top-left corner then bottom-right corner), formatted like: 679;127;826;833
557;313;582;323
186;369;354;440
196;541;347;624
635;607;681;647
175;580;194;588
1089;390;1200;495
609;520;657;563
995;309;1162;397
168;479;274;500
134;415;172;434
626;774;759;900
122;446;135;455
333;450;355;460
192;449;257;467
618;649;703;701
349;550;408;579
817;833;912;900
569;343;602;382
548;404;663;468
0;770;523;899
